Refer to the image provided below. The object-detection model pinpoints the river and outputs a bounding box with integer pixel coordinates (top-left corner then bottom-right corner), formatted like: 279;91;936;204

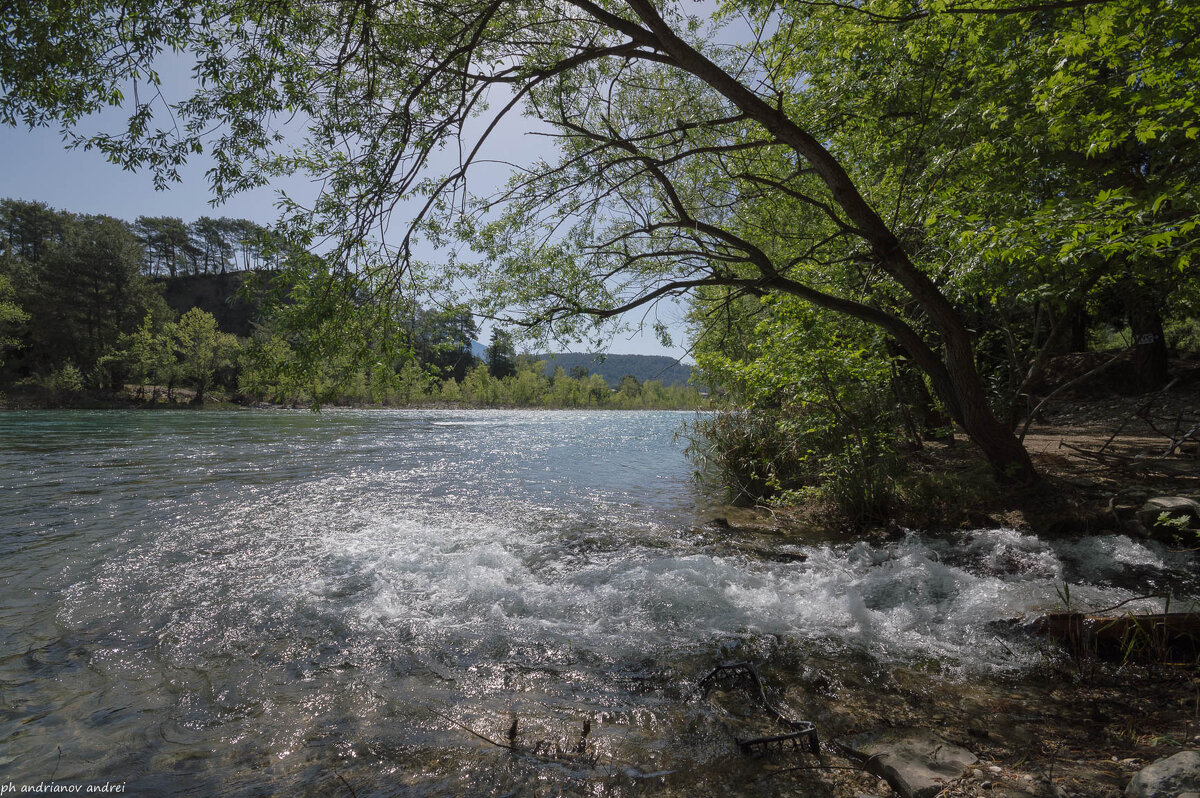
1;409;1196;795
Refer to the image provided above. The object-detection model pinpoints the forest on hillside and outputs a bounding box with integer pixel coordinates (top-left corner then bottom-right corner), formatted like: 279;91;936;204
534;353;692;390
0;199;705;410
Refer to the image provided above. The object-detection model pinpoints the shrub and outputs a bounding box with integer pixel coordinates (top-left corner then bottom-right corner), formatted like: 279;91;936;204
684;405;901;526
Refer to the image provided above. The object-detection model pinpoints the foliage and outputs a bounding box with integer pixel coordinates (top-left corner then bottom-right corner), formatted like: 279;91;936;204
234;337;704;408
891;467;997;529
684;409;812;506
405;305;476;382
24;360;86;402
1165;317;1200;357
99;313;175;399
0;200;170;383
487;328;518;380
688;295;905;522
0;0;1051;480
533;353;693;389
237;331;302;404
0;195;706;409
172;307;240;403
0;274;28;367
50;361;85;396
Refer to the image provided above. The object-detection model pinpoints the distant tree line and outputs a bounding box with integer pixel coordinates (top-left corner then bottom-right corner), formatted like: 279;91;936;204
238;306;703;408
136;216;278;277
1;199;277;280
0;199;705;410
0;199;171;383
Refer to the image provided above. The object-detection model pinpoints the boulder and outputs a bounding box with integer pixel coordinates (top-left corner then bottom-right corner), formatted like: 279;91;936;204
1137;497;1200;531
842;728;977;798
1126;750;1200;798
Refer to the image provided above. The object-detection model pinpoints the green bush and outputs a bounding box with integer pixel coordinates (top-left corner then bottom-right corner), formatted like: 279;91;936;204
1165;317;1200;357
685;406;901;525
684;409;811;506
22;361;87;402
823;434;900;525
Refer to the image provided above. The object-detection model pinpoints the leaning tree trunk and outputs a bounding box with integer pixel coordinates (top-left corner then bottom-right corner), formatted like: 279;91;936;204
623;0;1039;484
946;352;1038;484
935;310;1039;485
870;246;1039;485
771;269;1039;485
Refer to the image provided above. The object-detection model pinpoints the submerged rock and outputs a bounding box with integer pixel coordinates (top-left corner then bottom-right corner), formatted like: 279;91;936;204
842;728;977;798
1126;750;1200;798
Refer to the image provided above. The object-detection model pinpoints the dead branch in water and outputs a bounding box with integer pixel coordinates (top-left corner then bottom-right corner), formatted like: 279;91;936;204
428;707;600;767
700;661;821;755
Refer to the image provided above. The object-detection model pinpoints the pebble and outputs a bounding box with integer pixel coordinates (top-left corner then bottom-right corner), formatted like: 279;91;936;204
981;781;994;789
988;765;1002;773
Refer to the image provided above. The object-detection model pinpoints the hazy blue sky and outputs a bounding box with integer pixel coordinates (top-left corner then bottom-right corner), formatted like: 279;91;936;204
0;117;692;361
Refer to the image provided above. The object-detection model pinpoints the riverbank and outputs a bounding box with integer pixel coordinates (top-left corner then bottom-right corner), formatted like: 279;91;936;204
689;520;1200;797
693;383;1200;795
703;380;1200;546
694;655;1199;797
0;385;712;412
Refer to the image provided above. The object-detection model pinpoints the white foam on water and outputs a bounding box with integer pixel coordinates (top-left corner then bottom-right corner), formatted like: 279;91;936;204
52;433;1198;688
298;507;1197;673
64;461;1196;679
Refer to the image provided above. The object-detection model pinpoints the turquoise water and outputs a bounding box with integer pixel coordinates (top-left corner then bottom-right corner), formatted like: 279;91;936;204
1;409;1195;796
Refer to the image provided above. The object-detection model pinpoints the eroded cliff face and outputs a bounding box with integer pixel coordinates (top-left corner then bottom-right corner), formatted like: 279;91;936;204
156;271;272;337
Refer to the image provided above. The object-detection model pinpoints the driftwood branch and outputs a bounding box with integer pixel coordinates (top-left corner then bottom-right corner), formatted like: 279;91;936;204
700;662;820;755
1058;441;1196;476
430;708;599;766
1097;377;1181;454
1018;349;1129;442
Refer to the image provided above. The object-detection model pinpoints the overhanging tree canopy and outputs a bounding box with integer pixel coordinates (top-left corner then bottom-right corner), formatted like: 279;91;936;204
3;0;1197;482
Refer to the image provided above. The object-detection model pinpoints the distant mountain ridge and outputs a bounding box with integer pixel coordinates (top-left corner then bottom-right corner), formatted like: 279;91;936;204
473;343;692;388
532;352;693;388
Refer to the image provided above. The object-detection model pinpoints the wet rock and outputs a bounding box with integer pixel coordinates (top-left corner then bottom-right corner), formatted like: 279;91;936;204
722;540;808;562
1125;750;1200;798
1136;497;1200;531
842;728;978;798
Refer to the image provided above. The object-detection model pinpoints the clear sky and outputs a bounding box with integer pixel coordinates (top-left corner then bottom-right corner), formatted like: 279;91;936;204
0;116;694;362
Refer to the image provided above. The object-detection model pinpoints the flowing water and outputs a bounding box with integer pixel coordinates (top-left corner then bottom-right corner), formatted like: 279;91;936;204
1;409;1196;796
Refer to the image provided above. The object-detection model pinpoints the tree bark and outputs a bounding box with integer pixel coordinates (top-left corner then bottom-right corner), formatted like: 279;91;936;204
1127;293;1170;392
